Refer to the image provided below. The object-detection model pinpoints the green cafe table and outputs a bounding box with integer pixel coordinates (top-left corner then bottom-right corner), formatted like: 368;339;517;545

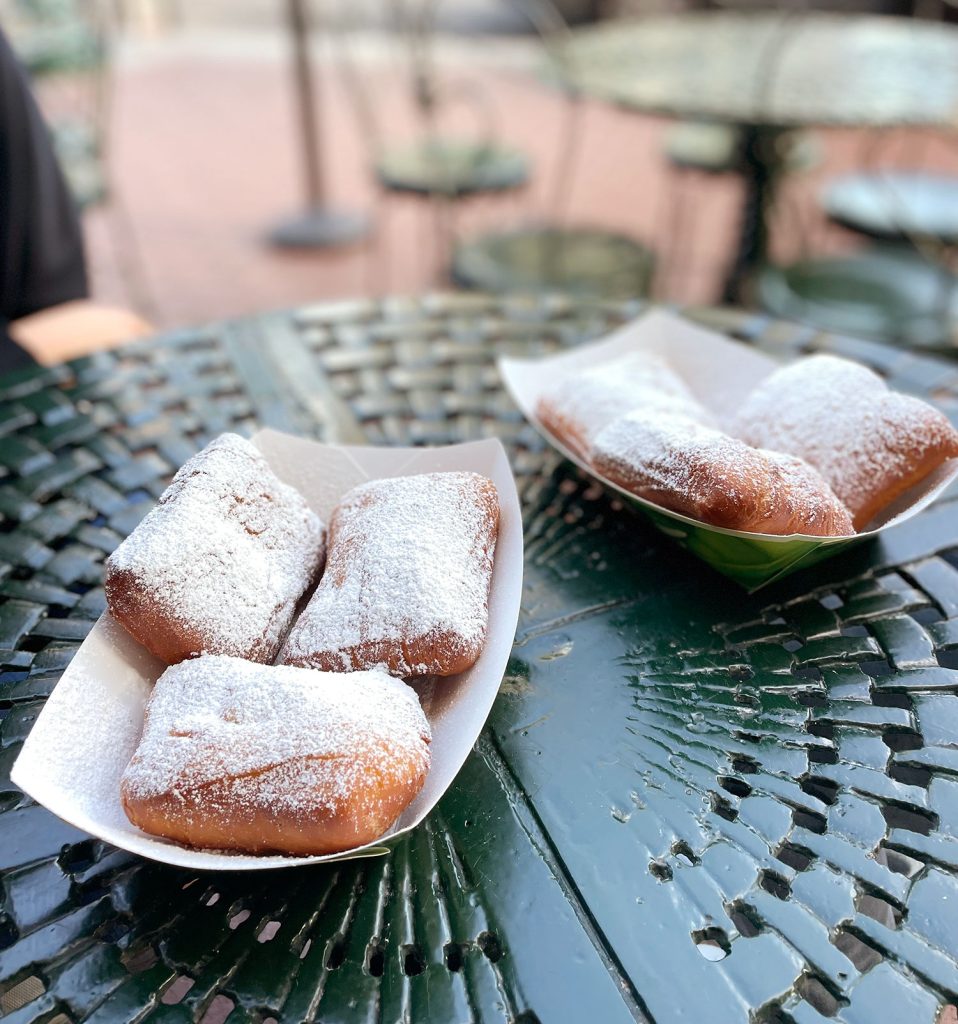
3;295;958;1024
559;12;958;305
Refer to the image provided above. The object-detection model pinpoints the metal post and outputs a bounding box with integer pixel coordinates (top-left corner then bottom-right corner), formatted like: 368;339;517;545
267;0;369;249
291;0;323;207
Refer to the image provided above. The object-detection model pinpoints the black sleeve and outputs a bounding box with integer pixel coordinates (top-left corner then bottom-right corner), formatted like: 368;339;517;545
0;24;89;331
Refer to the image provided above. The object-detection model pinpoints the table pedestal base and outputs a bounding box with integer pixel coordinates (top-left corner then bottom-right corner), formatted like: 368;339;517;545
267;207;369;249
721;124;791;305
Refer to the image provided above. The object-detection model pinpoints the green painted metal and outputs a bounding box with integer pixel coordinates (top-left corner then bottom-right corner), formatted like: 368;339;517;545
560;13;958;129
375;139;529;198
824;174;958;245
758;247;958;354
451;229;656;299
634;500;867;591
2;297;958;1023
561;12;958;307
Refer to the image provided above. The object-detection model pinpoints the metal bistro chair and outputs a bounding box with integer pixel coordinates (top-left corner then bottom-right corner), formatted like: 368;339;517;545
358;0;532;286
447;0;657;300
759;171;958;354
662;0;836;303
661;118;820;300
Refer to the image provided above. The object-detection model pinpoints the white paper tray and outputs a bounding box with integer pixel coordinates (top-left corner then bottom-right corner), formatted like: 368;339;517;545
11;431;523;871
499;309;958;590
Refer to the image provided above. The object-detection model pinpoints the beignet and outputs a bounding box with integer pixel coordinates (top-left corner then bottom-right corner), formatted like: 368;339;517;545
106;433;326;665
535;351;714;460
592;411;854;536
733;354;958;530
280;471;499;676
121;655;431;856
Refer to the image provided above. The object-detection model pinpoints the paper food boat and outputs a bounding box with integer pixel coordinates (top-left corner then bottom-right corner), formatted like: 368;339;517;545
500;309;958;591
11;431;523;871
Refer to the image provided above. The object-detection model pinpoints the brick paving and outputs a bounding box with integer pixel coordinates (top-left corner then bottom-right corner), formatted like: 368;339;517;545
79;28;958;333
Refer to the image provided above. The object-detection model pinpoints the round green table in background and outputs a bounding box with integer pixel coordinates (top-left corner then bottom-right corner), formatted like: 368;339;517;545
560;12;958;305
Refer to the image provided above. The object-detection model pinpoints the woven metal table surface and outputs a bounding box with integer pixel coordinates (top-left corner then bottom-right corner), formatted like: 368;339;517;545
561;12;958;129
3;295;958;1024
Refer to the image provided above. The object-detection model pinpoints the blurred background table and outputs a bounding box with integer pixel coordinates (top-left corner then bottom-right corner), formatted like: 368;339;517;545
4;296;958;1023
562;12;958;304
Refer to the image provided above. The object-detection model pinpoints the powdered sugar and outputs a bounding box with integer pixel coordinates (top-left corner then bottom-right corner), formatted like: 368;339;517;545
122;655;431;820
592;410;853;535
10;432;522;870
107;433;326;661
538;350;715;456
280;471;498;675
732;354;958;522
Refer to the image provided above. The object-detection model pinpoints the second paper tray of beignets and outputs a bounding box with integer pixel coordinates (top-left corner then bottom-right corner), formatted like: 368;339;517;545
279;471;500;677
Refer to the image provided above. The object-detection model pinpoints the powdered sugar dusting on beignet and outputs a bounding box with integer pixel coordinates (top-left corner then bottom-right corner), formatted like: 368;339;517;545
106;433;326;664
121;656;430;852
732;354;958;528
592;411;854;536
535;350;715;460
280;471;499;676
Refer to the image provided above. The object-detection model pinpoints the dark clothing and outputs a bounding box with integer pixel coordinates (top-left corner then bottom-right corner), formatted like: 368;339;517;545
0;25;89;372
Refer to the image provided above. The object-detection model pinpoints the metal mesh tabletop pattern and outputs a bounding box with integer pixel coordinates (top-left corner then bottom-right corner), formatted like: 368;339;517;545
3;296;958;1023
562;13;958;128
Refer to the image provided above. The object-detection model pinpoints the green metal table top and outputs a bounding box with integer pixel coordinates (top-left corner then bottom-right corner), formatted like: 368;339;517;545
561;12;958;129
3;296;958;1023
559;13;958;305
